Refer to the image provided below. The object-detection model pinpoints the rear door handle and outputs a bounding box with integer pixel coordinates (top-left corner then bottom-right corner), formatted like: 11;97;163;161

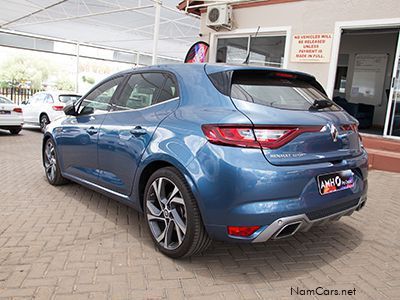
86;126;98;135
130;126;147;136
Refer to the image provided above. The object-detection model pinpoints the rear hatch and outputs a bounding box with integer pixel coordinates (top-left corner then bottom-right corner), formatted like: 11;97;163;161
206;67;362;166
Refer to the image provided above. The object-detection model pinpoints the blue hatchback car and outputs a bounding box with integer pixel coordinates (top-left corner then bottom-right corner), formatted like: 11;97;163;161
42;64;368;258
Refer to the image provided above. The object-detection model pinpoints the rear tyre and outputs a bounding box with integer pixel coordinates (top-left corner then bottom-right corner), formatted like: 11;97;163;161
144;167;211;258
9;128;21;135
40;114;50;133
43;138;68;185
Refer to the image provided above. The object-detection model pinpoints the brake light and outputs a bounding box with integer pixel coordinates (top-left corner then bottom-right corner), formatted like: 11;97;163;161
13;107;22;113
274;72;297;79
52;105;64;111
340;124;358;132
228;226;260;237
202;125;322;149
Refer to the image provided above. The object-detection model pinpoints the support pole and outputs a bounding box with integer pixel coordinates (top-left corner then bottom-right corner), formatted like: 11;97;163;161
152;0;161;65
76;43;80;93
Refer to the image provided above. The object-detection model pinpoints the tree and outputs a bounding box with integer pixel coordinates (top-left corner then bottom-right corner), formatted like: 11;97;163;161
0;54;55;89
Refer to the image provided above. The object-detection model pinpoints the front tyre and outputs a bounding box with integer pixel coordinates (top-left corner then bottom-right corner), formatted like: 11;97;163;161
43;138;68;185
144;167;211;258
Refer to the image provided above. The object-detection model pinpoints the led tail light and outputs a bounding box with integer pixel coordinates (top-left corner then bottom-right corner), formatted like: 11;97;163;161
13;107;23;113
202;124;322;149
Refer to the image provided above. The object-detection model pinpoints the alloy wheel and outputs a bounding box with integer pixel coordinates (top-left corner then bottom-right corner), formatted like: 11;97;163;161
44;140;57;182
146;177;187;250
40;115;49;132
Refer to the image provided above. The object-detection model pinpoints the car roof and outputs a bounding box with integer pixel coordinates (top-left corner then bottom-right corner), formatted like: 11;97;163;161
115;63;315;80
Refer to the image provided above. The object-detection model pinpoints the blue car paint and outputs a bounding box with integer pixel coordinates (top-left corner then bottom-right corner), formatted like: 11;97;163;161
44;63;368;242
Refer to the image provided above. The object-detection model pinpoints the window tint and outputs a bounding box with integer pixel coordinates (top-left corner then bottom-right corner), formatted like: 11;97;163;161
231;72;340;111
79;77;123;115
114;73;177;111
31;93;46;104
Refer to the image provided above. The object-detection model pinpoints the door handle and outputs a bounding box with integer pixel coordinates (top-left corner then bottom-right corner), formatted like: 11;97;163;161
130;126;147;136
86;126;98;135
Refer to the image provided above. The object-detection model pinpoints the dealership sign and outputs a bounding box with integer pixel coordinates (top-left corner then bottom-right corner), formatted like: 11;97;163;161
291;33;333;63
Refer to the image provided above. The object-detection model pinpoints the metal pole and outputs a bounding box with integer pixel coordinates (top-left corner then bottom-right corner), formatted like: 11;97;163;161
76;43;80;93
152;0;161;65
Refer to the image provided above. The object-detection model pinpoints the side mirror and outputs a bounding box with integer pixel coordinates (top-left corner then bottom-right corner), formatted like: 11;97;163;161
63;103;76;116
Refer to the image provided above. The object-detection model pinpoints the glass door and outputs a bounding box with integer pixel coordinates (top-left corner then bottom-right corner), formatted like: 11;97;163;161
385;33;400;137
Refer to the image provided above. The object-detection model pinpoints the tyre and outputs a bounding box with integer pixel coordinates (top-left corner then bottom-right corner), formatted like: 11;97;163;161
144;167;211;258
9;128;21;135
43;138;68;185
40;114;50;133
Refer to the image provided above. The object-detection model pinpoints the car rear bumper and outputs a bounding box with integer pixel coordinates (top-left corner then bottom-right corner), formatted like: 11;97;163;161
252;194;366;242
189;143;368;242
0;116;24;127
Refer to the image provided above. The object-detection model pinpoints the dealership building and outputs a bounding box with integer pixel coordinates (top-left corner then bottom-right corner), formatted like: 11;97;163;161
179;0;400;172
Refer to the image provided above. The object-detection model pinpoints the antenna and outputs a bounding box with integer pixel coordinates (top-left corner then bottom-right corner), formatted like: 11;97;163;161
243;26;260;65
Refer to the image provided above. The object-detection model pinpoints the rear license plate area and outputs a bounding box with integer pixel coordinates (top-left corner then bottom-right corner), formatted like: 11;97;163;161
318;170;355;195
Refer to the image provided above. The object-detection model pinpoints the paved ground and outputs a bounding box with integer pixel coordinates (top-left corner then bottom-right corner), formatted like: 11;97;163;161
0;129;400;300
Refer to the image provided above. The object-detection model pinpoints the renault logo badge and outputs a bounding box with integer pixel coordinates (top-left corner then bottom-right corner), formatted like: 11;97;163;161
329;124;338;142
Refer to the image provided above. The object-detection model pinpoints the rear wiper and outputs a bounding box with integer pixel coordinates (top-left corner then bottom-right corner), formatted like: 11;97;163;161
309;99;333;111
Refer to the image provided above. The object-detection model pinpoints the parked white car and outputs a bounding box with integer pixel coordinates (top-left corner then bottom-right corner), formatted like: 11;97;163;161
22;91;81;132
0;95;24;135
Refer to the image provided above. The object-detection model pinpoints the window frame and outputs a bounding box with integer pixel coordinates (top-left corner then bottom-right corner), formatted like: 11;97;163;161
210;26;291;68
76;74;127;116
109;70;180;112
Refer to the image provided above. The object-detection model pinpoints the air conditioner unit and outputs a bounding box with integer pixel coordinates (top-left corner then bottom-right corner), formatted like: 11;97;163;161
206;4;232;30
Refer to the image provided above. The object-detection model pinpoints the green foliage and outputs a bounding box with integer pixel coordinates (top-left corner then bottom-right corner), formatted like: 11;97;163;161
56;78;75;91
0;54;55;89
82;75;95;85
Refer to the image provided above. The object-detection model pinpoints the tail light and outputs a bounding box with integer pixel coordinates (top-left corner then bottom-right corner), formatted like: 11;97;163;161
52;105;64;111
228;226;260;237
13;107;23;113
340;124;358;132
202;124;322;149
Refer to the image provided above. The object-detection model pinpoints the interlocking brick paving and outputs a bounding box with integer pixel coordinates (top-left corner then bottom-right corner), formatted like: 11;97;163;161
0;129;399;299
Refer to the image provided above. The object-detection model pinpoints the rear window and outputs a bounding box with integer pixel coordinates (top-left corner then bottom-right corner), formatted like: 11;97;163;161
59;95;81;104
230;72;340;111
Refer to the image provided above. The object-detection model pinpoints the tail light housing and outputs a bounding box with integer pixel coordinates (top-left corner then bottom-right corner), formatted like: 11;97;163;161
52;105;64;111
13;107;23;113
202;124;322;149
340;124;358;132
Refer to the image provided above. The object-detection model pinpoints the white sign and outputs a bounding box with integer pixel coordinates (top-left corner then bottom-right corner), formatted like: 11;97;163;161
291;33;333;63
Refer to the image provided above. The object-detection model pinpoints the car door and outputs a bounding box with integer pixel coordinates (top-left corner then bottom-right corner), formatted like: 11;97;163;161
23;93;44;123
97;72;179;196
55;76;125;183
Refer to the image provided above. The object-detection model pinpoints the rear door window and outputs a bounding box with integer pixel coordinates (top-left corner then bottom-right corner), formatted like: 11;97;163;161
231;72;340;111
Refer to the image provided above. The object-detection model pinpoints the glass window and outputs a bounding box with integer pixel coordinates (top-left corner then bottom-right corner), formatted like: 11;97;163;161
231;71;340;111
44;94;54;103
79;77;123;115
59;95;81;104
114;73;176;111
216;37;248;64
216;35;286;68
248;36;286;67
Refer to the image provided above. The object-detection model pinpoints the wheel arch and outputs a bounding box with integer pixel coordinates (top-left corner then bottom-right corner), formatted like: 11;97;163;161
135;155;202;216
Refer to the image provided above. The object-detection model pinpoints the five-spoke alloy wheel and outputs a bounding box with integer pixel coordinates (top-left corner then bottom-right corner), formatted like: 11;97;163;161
144;167;211;258
43;138;68;185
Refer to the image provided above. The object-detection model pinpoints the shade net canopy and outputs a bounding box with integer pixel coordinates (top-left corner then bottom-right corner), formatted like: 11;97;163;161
0;0;200;61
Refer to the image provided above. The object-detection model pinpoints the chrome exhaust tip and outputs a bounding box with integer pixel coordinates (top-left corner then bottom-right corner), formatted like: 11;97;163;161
274;221;302;239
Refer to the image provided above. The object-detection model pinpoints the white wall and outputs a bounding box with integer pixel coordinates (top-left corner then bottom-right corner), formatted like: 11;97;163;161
200;0;400;89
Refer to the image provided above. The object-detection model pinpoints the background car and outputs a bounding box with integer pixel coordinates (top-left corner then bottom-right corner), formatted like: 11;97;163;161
42;64;368;258
0;95;24;134
23;91;81;132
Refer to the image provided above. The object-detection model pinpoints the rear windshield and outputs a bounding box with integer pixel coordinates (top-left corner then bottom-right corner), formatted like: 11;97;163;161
59;95;81;103
231;73;340;111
